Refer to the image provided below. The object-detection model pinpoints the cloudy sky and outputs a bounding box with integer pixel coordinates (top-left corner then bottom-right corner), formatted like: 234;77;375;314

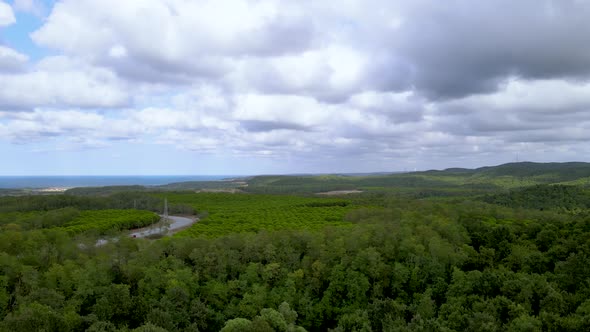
1;0;590;175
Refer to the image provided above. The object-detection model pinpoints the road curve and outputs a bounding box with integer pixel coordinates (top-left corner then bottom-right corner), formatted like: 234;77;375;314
94;215;196;246
129;215;195;238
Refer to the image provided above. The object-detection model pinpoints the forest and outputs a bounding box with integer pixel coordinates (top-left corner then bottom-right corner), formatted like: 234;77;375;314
1;162;590;331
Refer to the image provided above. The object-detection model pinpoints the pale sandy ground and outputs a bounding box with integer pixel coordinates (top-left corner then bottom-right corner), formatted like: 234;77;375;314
34;187;72;193
316;190;363;196
195;188;244;193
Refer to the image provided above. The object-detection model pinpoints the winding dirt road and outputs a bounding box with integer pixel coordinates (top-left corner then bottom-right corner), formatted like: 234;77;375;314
129;215;196;238
95;215;197;246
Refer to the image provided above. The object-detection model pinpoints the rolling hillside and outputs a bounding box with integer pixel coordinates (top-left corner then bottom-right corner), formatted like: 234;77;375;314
243;162;590;194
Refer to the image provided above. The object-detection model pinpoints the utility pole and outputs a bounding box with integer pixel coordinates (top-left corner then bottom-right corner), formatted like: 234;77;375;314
164;198;168;217
158;197;169;234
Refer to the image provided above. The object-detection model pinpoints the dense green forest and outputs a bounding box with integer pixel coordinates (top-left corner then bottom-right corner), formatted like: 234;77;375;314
0;209;159;234
482;185;590;212
2;162;590;331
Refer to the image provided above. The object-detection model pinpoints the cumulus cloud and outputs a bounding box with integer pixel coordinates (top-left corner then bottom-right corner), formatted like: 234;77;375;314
348;91;425;123
436;79;590;137
0;1;15;26
4;0;590;172
0;46;28;72
30;0;590;98
392;0;590;98
13;0;46;17
233;94;329;129
231;46;377;102
33;0;590;101
31;0;315;83
0;56;129;110
0;110;105;142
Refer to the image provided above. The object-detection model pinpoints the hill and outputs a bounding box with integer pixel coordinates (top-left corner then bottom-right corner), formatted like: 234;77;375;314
242;162;590;195
470;162;590;184
63;180;245;196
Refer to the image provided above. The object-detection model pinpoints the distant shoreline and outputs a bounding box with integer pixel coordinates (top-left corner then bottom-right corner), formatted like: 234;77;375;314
0;175;240;189
35;187;72;193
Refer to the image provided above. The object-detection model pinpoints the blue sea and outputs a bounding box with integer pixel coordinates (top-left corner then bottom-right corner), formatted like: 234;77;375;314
0;176;238;189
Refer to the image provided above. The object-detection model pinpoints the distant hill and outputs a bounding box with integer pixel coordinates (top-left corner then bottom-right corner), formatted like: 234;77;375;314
65;185;148;196
413;162;590;188
155;180;244;191
474;162;590;181
25;162;590;197
64;180;245;196
244;162;590;195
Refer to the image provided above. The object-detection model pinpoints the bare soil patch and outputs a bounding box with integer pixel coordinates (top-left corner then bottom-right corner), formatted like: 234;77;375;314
316;190;363;196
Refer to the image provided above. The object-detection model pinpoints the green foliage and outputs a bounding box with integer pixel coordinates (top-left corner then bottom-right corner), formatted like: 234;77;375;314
132;323;169;332
0;208;159;235
244;162;590;196
158;193;353;238
0;192;194;215
221;318;254;332
65;185;148;196
61;209;160;234
221;304;306;332
63;180;243;195
4;169;590;330
482;184;590;212
1;198;590;330
157;180;244;191
0;207;80;231
244;174;461;195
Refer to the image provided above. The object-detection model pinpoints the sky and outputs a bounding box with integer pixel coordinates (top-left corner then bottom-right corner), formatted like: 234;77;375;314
1;0;590;175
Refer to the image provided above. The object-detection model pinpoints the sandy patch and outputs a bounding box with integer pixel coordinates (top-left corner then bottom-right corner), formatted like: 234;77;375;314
316;190;363;196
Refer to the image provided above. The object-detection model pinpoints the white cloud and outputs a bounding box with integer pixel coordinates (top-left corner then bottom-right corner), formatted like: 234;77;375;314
0;56;129;110
0;110;104;142
13;0;46;17
233;94;330;127
230;46;377;101
0;88;430;159
28;0;407;99
4;0;590;172
454;79;590;114
348;91;425;123
31;0;315;83
0;46;28;72
0;0;15;26
34;0;312;55
436;79;590;136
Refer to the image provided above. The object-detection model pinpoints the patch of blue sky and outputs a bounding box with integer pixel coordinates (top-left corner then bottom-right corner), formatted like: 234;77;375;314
2;0;55;61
